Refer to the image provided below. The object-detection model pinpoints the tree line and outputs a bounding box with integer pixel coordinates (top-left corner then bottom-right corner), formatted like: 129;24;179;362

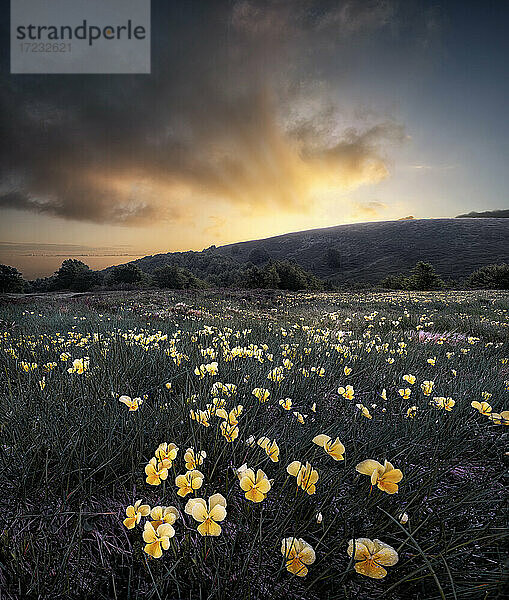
1;258;508;294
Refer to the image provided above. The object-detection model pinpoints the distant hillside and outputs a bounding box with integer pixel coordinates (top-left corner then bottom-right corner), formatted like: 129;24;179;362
111;218;509;284
456;209;509;218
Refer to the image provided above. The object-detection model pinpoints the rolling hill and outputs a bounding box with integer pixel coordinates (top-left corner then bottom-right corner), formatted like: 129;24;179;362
114;218;509;284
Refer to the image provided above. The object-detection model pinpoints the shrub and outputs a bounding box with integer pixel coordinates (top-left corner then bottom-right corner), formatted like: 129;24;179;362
0;264;25;293
110;263;143;285
468;263;509;289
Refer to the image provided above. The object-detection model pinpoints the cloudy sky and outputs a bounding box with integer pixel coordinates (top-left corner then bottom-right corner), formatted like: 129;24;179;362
1;0;508;277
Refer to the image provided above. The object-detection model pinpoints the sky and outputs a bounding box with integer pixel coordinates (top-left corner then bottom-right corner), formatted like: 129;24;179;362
1;0;508;278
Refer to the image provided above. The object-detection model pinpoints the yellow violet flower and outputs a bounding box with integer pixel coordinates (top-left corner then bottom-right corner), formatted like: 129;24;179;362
338;385;355;400
257;437;280;462
119;395;143;411
238;467;271;502
216;405;243;425
149;505;179;529
312;434;345;461
123;500;150;529
155;442;179;463
347;538;398;579
287;461;319;495
355;459;403;494
67;357;89;374
252;387;270;403
281;538;316;577
356;403;372;419
471;401;492;415
142;522;175;558
145;457;171;486
279;398;292;410
175;470;204;497
489;411;509;425
421;380;434;396
220;421;239;442
402;374;416;385
190;408;210;427
406;406;418;418
293;411;306;423
184;448;206;470
431;396;455;411
185;494;227;536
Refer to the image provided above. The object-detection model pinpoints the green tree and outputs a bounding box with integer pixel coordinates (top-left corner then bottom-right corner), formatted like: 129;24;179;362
406;262;444;290
0;264;25;293
110;263;143;284
468;263;509;289
272;260;322;291
248;246;271;265
54;259;100;291
153;265;205;289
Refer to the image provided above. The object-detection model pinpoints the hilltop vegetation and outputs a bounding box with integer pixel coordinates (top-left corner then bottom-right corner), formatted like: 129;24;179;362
110;218;509;285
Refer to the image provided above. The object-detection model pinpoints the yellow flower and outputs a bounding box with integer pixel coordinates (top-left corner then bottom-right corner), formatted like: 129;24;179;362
252;388;270;403
155;442;179;463
215;405;243;425
185;494;227;536
220;421;239;442
471;401;492;415
281;538;316;577
347;538;398;579
489;410;509;425
427;357;436;366
123;500;150;529
311;402;317;413
421;380;434;396
293;411;306;423
149;505;179;529
355;459;403;494
312;434;345;461
398;388;411;399
344;366;352;375
238;467;271;502
279;398;292;410
184;447;206;470
431;396;455;411
287;461;319;495
190;408;210;427
402;374;416;385
67;357;89;374
119;395;143;411
175;470;204;497
145;457;171;486
381;389;387;401
257;437;280;462
406;406;418;418
356;403;372;419
143;522;175;558
38;378;46;390
338;385;355;400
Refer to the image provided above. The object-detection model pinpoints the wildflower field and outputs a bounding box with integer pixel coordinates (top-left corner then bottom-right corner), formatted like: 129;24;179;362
0;289;507;600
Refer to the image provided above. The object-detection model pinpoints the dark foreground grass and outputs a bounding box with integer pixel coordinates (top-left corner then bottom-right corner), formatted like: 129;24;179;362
0;290;508;599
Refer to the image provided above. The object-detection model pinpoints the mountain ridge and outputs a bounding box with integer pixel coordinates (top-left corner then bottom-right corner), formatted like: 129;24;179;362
108;218;509;284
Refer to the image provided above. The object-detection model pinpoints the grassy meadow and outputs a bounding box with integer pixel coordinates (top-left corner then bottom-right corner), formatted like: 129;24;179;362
0;289;508;599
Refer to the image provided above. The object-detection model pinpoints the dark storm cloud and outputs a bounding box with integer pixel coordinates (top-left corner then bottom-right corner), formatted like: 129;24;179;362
0;0;430;225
